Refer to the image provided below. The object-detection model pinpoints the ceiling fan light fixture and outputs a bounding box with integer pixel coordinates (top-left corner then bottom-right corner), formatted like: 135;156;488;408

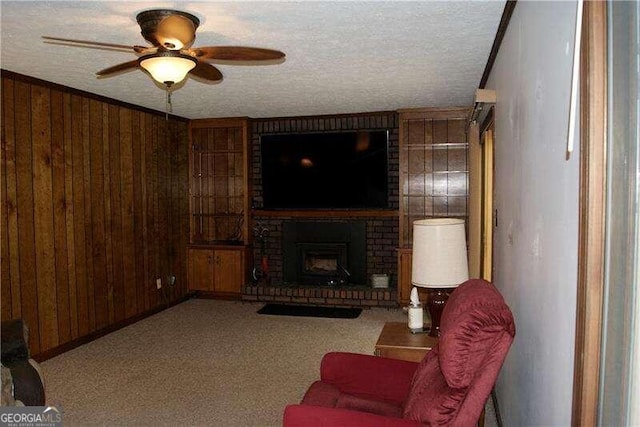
139;52;197;86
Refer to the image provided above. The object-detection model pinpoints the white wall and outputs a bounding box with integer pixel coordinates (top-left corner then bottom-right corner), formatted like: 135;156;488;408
486;2;579;425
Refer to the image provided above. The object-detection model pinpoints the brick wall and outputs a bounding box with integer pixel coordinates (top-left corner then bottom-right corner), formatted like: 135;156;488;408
249;111;400;291
242;284;397;308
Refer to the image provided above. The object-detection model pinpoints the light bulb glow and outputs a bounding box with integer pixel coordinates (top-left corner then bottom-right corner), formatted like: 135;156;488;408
139;53;197;85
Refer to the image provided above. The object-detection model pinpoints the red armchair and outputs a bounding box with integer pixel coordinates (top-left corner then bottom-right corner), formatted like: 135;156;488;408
283;279;515;426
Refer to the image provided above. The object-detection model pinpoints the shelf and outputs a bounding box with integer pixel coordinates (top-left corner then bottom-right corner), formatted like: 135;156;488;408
188;242;247;248
253;209;399;218
191;176;244;181
404;143;468;149
192;149;244;154
192;213;243;217
405;170;469;175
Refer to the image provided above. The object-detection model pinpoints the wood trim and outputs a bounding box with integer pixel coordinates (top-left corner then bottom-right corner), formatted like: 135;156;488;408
253;110;398;123
480;128;494;282
397;248;413;305
398;114;409;244
475;89;497;104
572;2;607;426
467;121;481;278
190;117;250;129
190;291;242;300
242;120;252;244
397;107;472;120
252;209;399;218
479;1;518;89
0;69;189;122
187;243;250;250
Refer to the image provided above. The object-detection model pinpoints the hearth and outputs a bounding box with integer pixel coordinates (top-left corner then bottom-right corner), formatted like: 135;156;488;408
283;221;366;286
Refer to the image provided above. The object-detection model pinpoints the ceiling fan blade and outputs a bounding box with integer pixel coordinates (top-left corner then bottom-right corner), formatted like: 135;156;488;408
190;62;223;82
96;60;140;77
44;41;134;54
192;46;286;62
42;36;150;53
156;14;196;50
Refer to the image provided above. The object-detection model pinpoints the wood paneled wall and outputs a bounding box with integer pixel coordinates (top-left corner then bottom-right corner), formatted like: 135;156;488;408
0;71;189;358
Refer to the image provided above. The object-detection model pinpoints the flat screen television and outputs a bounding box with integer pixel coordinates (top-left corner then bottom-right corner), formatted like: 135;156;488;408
260;130;389;209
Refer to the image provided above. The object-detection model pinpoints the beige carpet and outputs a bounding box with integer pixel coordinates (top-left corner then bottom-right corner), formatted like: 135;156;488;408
41;299;498;426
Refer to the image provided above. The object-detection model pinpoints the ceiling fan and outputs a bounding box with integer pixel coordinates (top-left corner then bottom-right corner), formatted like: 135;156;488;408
43;9;286;89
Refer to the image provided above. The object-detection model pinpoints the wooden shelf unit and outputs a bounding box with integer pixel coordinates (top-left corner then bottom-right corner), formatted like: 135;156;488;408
189;118;251;245
397;107;471;305
252;209;398;218
188;118;252;296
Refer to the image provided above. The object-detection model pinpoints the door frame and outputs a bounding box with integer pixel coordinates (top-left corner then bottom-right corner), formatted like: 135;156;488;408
479;111;495;282
572;1;607;425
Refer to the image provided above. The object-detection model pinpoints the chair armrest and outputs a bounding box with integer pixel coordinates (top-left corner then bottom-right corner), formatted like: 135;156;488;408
283;404;422;427
320;352;419;404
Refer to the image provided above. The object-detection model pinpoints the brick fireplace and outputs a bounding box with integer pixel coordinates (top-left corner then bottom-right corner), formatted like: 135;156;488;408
242;111;400;308
282;221;366;286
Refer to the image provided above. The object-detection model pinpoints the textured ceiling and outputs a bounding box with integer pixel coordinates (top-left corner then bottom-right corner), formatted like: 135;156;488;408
1;1;505;119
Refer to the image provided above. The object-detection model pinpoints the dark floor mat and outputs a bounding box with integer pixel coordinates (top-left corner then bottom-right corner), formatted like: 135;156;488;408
257;304;362;319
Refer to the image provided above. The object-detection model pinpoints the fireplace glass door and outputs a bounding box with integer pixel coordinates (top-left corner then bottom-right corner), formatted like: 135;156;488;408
297;243;348;285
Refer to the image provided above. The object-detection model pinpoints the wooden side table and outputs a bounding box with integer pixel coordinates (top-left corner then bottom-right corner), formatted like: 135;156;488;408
374;322;438;363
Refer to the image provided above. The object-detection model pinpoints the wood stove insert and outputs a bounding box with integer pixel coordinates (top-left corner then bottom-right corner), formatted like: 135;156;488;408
283;221;366;286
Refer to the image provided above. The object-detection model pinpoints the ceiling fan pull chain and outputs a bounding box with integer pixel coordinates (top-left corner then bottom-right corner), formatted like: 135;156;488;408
165;86;174;120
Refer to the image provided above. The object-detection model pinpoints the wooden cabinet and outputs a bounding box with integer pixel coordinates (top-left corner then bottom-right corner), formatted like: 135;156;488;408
397;248;430;306
213;248;245;294
188;246;249;296
189;248;215;291
397;248;413;305
189;118;251;245
188;118;251;298
397;108;470;304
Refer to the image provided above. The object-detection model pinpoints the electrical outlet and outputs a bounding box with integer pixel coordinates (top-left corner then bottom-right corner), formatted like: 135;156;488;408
168;275;176;286
156;278;162;289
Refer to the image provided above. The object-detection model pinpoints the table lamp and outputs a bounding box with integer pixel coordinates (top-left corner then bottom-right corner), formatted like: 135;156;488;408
411;218;469;337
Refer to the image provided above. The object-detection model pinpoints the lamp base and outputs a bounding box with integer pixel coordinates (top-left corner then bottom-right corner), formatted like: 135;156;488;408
427;289;452;337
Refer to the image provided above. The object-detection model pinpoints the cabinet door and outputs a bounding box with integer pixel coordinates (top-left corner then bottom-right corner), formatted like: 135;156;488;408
213;249;244;294
398;249;428;306
188;248;215;291
397;249;413;305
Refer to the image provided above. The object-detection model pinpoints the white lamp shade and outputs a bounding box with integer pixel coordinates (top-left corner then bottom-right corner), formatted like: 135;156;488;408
139;53;197;85
411;218;469;288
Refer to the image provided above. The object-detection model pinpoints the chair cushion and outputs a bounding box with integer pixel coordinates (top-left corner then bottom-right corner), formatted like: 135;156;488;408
336;394;403;418
438;280;516;389
302;381;341;408
319;352;418;405
302;380;403;418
